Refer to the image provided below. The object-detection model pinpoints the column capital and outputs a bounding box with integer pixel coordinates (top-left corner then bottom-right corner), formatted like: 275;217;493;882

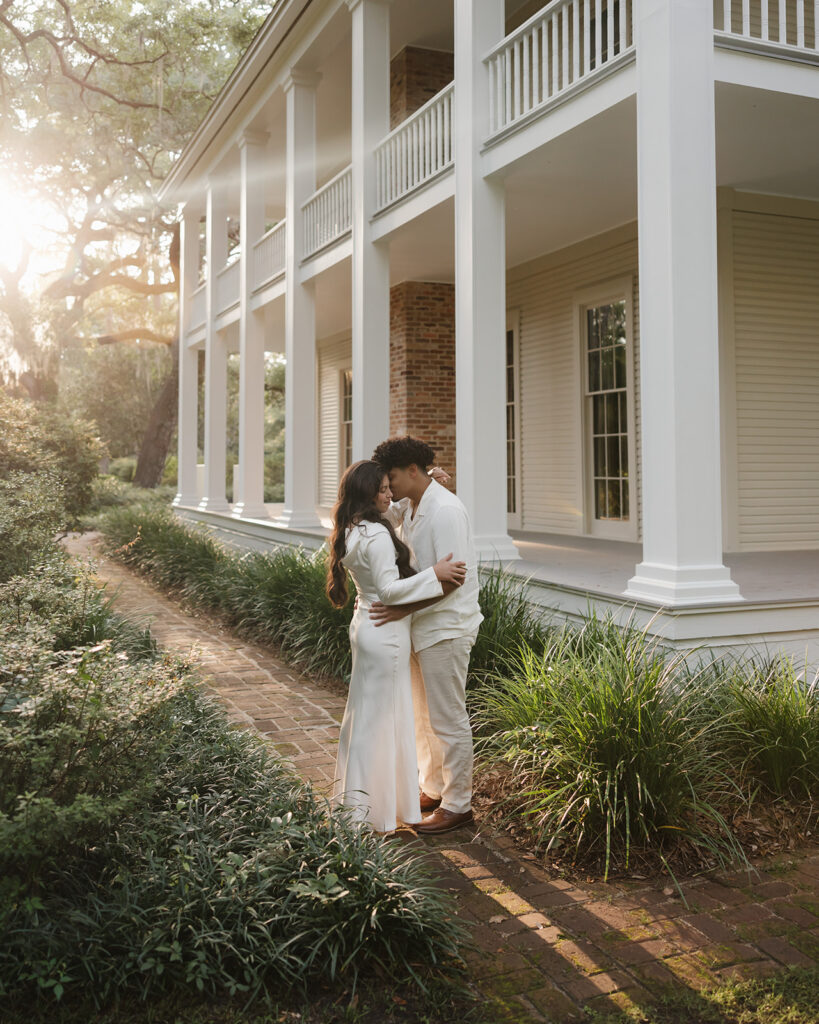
344;0;392;10
238;129;269;149
282;68;321;93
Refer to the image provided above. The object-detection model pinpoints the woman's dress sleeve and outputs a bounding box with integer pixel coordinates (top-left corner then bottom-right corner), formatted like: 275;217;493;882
365;527;443;605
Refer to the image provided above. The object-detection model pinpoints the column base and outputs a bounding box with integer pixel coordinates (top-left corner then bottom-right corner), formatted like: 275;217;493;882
474;534;521;565
197;496;230;513
273;507;322;530
172;492;200;508
231;502;270;521
624;562;743;606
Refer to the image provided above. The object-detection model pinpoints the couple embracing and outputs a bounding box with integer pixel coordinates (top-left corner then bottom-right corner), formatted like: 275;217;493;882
326;436;481;835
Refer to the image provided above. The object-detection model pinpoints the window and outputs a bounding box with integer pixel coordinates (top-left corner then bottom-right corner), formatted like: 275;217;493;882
340;369;353;471
580;285;635;540
506;312;521;529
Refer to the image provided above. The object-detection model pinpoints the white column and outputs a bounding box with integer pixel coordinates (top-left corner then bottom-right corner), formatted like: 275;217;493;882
199;180;229;512
233;131;270;520
276;70;321;529
174;202;201;507
347;0;391;461
453;0;519;563
625;0;740;604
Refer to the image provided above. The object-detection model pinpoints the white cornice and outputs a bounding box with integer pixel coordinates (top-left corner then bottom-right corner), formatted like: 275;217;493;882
282;68;322;92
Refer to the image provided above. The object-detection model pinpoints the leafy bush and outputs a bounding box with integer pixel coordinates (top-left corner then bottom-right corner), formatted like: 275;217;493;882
0;555;156;659
0;390;104;524
0;687;465;1008
472;620;746;878
0;640;185;871
0;470;65;582
109;455;137;482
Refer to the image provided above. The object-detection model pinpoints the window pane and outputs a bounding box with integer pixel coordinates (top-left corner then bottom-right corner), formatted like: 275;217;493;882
606;393;619;433
594;436;606;475
618;390;627;432
593;394;605;434
607;435;620;479
620;435;629;479
601;346;614;391
588;349;601;392
614;342;626;390
595;478;607;519
607;480;621;519
621;479;630;518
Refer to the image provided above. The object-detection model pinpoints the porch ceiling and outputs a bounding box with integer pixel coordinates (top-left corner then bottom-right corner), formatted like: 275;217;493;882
715;83;819;199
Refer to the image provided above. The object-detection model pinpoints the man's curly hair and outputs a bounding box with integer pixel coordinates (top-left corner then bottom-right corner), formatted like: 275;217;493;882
372;436;435;473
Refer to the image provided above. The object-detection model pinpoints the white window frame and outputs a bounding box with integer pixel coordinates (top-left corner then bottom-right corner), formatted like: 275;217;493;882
506;309;522;530
340;367;353;474
575;277;637;542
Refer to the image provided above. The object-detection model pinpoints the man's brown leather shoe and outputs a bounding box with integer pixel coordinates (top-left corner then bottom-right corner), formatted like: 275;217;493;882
419;791;441;813
414;808;474;834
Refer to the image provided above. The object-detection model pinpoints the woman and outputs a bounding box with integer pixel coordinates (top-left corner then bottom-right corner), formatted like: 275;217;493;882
326;460;466;832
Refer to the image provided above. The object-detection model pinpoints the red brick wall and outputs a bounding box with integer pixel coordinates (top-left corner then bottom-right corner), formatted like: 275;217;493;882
390;47;454;130
389;281;456;486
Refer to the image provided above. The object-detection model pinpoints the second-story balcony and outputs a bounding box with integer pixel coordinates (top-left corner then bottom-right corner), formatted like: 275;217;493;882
375;81;454;213
215;258;240;314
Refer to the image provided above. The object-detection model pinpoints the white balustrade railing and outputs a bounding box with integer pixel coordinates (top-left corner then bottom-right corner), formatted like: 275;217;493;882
485;0;633;137
375;82;454;212
215;258;240;312
715;0;818;51
302;165;352;259
252;220;286;289
188;282;206;330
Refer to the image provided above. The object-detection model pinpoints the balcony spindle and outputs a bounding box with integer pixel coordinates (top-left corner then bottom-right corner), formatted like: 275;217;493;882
761;0;770;39
551;16;559;93
778;0;787;42
541;19;549;98
619;0;627;52
584;0;591;73
562;8;570;87
573;0;581;79
523;32;530;113
595;0;603;66
742;0;750;36
797;0;805;45
607;0;614;61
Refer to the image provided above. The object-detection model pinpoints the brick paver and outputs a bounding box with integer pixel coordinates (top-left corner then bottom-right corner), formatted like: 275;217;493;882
66;533;819;1023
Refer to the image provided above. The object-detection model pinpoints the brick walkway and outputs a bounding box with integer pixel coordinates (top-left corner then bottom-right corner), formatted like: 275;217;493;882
66;533;819;1023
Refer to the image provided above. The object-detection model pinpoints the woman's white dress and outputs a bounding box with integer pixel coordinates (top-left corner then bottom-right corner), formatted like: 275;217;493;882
332;520;443;831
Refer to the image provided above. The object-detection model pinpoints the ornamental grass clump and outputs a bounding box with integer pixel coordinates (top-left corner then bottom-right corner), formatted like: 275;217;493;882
472;618;746;878
717;655;819;799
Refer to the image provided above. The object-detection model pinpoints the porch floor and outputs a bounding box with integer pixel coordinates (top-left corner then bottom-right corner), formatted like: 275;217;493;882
510;531;819;606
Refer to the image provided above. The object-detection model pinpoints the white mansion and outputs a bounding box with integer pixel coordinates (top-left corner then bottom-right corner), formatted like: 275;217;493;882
160;0;819;664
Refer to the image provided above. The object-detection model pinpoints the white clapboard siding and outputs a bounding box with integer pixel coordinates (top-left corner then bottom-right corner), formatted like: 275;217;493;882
507;234;641;537
733;211;819;550
318;336;352;507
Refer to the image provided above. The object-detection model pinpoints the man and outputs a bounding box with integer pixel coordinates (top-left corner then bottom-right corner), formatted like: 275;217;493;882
370;436;482;834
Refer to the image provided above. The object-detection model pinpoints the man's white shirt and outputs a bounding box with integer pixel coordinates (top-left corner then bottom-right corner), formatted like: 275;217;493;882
386;480;483;651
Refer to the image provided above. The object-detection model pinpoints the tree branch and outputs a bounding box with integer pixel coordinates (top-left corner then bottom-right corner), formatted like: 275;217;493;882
97;328;174;346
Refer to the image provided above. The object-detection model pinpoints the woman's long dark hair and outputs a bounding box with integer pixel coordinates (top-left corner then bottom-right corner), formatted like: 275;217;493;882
326;460;416;608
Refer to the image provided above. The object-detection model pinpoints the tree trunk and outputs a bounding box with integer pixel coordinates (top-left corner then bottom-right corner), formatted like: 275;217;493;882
133;336;179;488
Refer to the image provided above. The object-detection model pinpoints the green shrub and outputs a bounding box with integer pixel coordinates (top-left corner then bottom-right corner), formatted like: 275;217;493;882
0;555;156;660
0;471;65;582
0;640;185;871
109;455;137;482
472;620;746;879
0;690;465;1008
0;390;104;523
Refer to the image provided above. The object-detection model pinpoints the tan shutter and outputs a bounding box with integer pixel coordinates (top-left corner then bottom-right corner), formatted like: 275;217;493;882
318;336;352;506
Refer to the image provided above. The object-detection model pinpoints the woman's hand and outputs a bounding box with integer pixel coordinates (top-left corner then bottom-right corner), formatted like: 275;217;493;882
429;466;451;485
433;552;466;587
